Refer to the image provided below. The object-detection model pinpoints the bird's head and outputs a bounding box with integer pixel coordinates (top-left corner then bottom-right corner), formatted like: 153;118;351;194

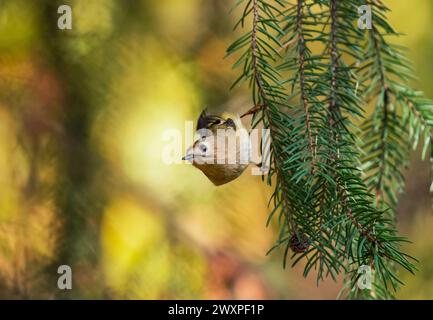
182;135;215;165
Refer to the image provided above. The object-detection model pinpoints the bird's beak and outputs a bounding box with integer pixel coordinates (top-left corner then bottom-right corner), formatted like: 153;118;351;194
183;146;194;162
182;153;193;161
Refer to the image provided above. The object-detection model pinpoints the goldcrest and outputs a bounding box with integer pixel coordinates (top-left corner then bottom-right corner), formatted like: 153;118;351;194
182;109;251;186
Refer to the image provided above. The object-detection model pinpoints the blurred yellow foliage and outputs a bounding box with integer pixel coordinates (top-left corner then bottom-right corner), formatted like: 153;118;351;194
0;0;432;300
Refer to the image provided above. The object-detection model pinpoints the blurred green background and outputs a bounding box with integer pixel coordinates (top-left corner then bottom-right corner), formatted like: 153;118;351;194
0;0;432;299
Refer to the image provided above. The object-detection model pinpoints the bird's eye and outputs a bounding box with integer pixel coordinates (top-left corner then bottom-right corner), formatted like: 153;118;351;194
200;144;207;152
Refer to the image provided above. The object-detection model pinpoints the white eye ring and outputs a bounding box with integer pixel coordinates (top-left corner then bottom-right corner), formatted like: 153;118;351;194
200;144;207;152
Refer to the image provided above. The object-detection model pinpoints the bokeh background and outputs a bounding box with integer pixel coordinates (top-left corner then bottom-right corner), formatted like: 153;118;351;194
0;0;432;299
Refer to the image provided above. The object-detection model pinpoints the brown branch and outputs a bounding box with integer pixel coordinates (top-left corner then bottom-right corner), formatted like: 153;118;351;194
278;36;298;53
370;24;389;206
250;0;295;232
296;0;315;162
343;195;379;245
240;104;265;118
329;0;379;248
329;0;339;115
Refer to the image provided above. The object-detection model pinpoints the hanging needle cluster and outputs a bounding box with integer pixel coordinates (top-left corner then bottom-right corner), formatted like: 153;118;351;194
227;0;433;299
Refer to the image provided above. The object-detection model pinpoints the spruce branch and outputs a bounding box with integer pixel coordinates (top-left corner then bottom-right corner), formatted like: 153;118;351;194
228;0;312;263
228;0;417;300
296;0;316;161
360;1;433;209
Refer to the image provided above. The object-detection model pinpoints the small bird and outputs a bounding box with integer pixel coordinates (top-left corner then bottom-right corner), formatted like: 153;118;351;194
182;109;251;186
